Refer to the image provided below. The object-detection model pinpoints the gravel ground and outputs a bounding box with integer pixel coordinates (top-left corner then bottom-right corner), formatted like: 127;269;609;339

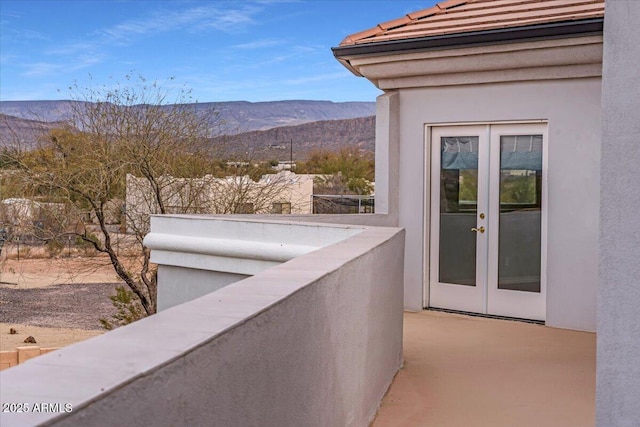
0;282;120;330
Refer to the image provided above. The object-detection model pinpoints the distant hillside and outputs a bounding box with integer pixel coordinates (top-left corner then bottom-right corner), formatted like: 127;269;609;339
0;101;80;124
0;112;376;158
0;100;376;157
0;100;376;134
0;114;64;149
214;116;375;161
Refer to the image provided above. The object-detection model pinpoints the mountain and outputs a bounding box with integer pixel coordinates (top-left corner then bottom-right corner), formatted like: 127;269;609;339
0;114;65;149
0;101;79;124
0;100;376;134
208;100;375;132
0;100;377;157
214;115;375;161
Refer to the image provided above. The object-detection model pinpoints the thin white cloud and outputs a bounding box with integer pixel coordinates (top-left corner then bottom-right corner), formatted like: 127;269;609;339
251;54;296;67
291;44;320;54
0;26;50;45
21;53;104;77
231;39;284;49
69;54;105;71
22;62;64;77
13;28;49;41
179;69;346;101
241;43;322;69
0;53;17;65
46;42;97;56
9;1;272;85
33;3;264;78
194;6;258;32
99;3;261;44
253;0;300;4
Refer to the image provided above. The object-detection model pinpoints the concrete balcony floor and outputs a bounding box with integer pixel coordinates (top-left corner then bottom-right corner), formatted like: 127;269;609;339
373;310;596;427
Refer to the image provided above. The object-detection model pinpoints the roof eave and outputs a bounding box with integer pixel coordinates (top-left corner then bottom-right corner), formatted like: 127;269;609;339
336;57;364;77
332;18;604;59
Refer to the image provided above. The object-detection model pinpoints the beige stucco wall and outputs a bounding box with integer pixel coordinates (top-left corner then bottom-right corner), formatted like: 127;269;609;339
389;77;601;331
125;172;313;233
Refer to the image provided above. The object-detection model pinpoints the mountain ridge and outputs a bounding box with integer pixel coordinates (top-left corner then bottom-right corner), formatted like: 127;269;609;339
216;115;375;161
0;100;377;159
0;99;376;134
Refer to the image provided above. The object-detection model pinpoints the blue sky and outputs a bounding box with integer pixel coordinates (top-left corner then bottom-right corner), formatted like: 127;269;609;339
0;0;437;103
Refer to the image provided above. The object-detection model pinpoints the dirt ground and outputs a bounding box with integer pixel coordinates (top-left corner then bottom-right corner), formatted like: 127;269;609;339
0;323;104;350
0;257;122;288
0;256;124;351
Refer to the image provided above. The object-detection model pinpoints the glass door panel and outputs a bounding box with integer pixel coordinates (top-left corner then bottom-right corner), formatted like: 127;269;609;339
497;135;543;292
439;136;478;286
487;123;546;321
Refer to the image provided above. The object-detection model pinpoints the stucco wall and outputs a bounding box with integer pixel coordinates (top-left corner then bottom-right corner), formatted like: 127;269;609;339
157;265;249;311
374;91;400;219
597;1;640;424
0;222;404;427
392;78;601;330
147;216;365;311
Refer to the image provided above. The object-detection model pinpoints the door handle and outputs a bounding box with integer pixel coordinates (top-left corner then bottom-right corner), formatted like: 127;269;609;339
471;226;485;233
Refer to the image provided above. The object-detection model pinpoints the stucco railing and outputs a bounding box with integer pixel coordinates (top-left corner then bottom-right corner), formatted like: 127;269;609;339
0;217;404;427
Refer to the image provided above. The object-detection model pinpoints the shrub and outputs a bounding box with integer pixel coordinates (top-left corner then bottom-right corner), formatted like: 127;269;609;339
18;245;31;259
45;239;64;258
76;234;99;257
99;285;145;330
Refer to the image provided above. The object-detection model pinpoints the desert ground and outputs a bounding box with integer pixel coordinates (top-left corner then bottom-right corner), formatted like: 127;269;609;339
0;254;125;351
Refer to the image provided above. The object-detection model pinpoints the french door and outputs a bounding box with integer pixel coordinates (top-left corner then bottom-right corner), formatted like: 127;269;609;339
428;123;546;321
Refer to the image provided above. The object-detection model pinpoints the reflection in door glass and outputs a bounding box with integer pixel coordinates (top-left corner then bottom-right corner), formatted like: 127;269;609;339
439;136;478;286
498;135;542;292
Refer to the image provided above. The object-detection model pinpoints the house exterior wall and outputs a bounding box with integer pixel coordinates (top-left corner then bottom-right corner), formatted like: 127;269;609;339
597;1;640;424
125;172;313;233
388;77;601;331
0;199;66;229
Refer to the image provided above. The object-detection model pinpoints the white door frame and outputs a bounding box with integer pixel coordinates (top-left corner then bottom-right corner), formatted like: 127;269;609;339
424;121;548;321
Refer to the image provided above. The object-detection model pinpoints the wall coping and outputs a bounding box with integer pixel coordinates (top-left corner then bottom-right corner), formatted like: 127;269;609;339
144;215;364;275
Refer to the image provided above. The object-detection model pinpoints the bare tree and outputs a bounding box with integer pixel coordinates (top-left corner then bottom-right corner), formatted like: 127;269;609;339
10;75;225;318
6;75;308;323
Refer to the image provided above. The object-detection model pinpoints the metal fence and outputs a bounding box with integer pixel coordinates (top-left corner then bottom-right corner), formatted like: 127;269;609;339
312;195;374;214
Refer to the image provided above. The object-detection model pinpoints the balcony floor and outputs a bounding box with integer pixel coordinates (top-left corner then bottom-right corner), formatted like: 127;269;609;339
373;310;595;427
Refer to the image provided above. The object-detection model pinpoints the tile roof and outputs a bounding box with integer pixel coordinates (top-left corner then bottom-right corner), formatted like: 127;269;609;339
340;0;605;46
